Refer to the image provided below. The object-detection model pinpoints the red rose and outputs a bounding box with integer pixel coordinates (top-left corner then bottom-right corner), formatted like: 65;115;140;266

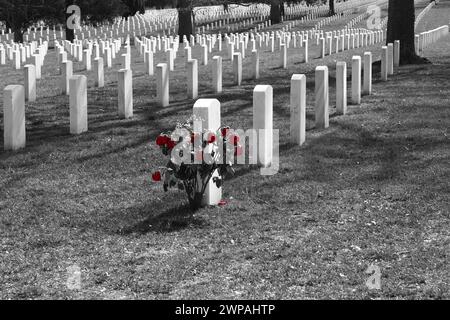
156;135;168;146
235;145;243;156
152;171;162;182
230;134;240;145
167;139;176;150
207;133;216;144
221;127;229;137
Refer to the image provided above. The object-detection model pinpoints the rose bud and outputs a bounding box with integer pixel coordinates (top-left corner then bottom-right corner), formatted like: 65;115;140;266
221;127;229;137
230;134;240;145
152;171;162;182
156;135;168;146
207;133;216;144
167;139;176;150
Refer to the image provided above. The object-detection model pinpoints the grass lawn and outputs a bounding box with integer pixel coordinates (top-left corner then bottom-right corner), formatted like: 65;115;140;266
0;2;449;299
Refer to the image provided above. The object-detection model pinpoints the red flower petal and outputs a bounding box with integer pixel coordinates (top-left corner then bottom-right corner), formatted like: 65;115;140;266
167;140;176;150
230;135;240;145
156;135;167;146
152;171;162;182
207;133;216;144
221;128;229;137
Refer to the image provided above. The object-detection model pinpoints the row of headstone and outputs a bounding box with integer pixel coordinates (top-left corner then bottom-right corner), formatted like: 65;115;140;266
0;41;47;73
289;42;400;149
191;32;390;206
415;1;436;30
415;24;449;54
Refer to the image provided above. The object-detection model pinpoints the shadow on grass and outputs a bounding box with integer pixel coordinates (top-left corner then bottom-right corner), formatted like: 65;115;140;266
119;203;209;234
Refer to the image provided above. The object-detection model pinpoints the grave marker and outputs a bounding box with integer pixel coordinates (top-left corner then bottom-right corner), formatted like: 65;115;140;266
315;66;329;129
94;57;104;88
156;63;169;107
212;56;222;93
290;74;306;146
253;85;273;168
187;59;198;99
69;75;88;135
363;52;372;95
336;61;347;115
193;99;222;206
118;68;133;119
351;56;361;105
24;64;37;102
3;85;26;150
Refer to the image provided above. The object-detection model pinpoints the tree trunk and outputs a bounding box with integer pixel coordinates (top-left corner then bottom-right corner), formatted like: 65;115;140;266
13;27;24;43
65;26;75;42
387;0;423;64
329;0;336;16
178;7;194;43
270;1;282;24
65;0;75;42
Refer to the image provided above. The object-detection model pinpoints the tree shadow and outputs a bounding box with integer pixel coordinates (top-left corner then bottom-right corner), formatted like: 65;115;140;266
118;203;209;235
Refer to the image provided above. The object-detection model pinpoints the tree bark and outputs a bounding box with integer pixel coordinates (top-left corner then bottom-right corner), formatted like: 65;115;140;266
387;0;424;64
65;0;75;43
270;0;282;24
329;0;336;16
177;1;194;43
13;27;24;43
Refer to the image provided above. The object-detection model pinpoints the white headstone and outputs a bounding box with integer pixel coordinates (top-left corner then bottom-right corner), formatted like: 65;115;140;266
202;44;208;65
280;43;287;69
381;46;388;81
336;61;347;115
69;75;88;135
94;57;104;88
187;59;198;99
315;66;329;129
145;50;154;75
84;49;91;71
156;63;169;107
394;40;400;67
33;54;41;79
61;60;73;95
351;56;361;105
3;85;26;150
118;68;133;119
253;85;273;168
233;52;242;86
212;56;222;94
387;43;394;75
290;74;306;146
193;99;222;206
303;39;309;63
24;64;37;102
363;52;372;95
252;49;260;80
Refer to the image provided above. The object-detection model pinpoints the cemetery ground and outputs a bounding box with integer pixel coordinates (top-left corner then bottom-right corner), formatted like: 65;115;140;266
1;5;449;299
